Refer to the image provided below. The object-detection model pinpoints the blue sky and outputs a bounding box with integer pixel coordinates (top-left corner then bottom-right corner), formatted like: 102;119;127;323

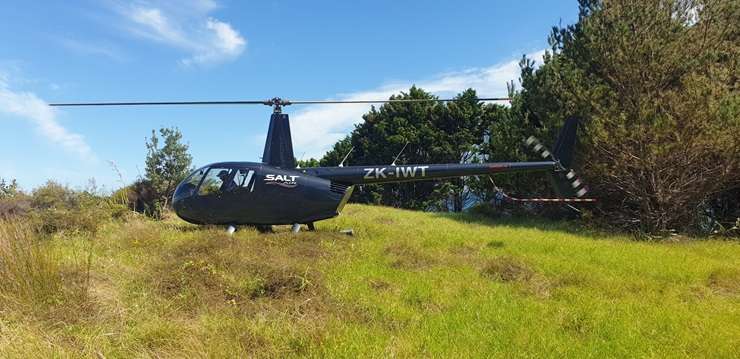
0;0;577;191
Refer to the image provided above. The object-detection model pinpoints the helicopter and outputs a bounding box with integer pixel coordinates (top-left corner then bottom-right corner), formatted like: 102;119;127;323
50;97;592;233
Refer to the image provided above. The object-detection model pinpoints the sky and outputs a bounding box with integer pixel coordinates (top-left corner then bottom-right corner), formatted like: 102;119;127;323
0;0;578;192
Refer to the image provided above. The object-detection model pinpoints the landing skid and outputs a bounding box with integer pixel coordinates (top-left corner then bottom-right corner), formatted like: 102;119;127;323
291;222;316;233
225;225;274;235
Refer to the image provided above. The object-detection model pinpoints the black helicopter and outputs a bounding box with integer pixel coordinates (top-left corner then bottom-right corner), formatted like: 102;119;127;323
50;97;591;233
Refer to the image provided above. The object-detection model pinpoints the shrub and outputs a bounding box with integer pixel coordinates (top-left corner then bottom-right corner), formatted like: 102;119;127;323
31;181;78;210
116;179;160;218
0;195;31;220
29;181;108;235
0;178;19;199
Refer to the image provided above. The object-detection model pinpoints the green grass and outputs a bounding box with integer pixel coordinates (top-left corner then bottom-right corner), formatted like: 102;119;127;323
1;204;738;358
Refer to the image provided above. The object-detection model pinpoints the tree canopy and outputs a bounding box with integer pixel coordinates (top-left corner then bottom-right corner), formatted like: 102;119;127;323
144;127;193;209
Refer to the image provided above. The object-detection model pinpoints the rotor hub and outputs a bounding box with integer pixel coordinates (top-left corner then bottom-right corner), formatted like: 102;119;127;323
264;97;292;113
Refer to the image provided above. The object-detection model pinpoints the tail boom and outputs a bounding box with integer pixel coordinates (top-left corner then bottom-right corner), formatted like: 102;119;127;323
305;161;557;185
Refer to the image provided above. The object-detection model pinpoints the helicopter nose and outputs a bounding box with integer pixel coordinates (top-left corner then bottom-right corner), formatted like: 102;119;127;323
172;194;183;208
172;182;196;214
171;191;196;223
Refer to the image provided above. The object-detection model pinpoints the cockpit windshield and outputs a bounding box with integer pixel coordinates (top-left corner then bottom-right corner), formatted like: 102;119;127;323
173;166;207;201
174;166;256;202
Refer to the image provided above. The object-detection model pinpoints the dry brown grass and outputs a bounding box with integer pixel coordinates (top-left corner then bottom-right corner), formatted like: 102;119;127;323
481;255;552;298
707;268;740;297
384;243;437;270
0;221;58;303
481;256;535;282
0;220;92;322
122;225;346;353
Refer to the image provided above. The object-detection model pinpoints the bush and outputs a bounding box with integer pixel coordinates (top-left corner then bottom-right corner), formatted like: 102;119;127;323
0;195;31;220
114;179;160;218
0;178;19;199
31;181;78;210
29;181;109;235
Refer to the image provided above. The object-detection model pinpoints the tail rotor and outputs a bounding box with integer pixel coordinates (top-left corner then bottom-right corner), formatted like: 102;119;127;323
500;117;595;203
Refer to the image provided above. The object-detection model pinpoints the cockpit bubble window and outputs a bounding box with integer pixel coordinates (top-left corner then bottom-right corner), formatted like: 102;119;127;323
173;167;207;201
198;167;237;196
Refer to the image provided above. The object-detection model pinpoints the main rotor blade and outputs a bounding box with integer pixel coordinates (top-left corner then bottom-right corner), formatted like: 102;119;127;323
286;97;511;104
48;97;511;107
49;100;268;107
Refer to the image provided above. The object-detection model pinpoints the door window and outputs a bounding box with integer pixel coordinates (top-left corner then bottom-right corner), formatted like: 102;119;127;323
198;167;236;196
233;168;256;190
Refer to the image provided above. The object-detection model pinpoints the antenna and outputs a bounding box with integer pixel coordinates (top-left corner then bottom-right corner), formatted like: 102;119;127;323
296;152;306;169
390;142;409;166
338;147;354;168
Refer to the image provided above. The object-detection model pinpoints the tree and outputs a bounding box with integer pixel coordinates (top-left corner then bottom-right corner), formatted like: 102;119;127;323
319;136;353;167
518;0;740;233
296;158;320;168
0;178;19;199
144;127;193;209
320;87;495;211
475;90;551;201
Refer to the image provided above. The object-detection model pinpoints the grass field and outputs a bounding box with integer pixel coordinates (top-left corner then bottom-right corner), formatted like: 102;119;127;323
1;204;738;358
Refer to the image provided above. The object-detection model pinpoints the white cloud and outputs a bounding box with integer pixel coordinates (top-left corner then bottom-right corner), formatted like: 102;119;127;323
290;50;547;159
58;37;128;62
0;76;95;160
116;1;245;66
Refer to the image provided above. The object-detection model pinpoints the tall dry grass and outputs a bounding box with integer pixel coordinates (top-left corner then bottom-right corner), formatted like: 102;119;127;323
0;220;61;309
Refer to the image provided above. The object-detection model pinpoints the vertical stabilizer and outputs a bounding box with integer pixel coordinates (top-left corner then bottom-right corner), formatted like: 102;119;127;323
552;117;579;169
262;113;296;169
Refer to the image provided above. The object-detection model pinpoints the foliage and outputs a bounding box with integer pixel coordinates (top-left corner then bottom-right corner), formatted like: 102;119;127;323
319;136;353;167
0;204;738;357
296;157;320;168
476;89;553;200
0;196;31;220
30;181;79;210
114;179;160;218
518;0;740;234
25;181;117;235
0;178;19;199
145;127;193;210
0;178;31;220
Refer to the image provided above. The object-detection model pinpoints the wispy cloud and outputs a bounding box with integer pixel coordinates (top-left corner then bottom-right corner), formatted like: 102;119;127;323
290;50;547;159
57;37;128;62
114;1;245;66
0;75;95;161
